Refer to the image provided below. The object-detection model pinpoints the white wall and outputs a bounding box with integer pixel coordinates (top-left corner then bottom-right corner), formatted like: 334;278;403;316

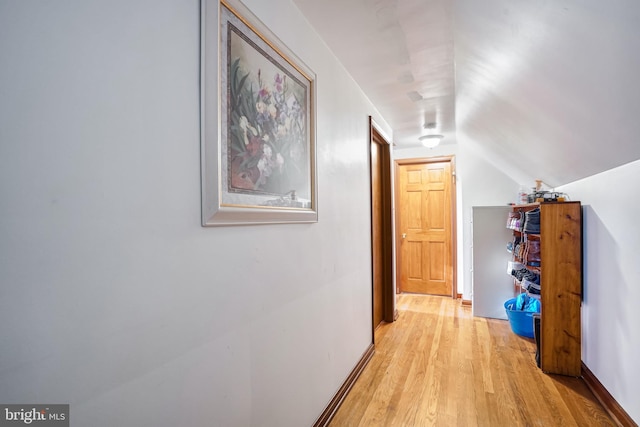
0;0;391;426
558;160;640;423
457;137;521;300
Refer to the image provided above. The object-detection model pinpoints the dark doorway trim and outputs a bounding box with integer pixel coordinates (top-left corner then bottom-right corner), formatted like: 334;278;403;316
369;118;396;324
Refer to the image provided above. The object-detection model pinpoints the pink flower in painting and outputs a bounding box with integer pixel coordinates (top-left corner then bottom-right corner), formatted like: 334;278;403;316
246;136;262;157
274;73;283;92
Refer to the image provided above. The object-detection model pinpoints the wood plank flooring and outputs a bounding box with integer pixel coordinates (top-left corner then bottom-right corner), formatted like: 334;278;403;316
328;294;615;427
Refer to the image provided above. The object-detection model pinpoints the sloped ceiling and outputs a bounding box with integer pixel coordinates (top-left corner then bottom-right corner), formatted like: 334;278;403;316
293;0;640;187
291;0;456;146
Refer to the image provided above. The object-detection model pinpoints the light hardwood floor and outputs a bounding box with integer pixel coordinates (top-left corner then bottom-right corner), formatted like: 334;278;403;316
329;293;615;427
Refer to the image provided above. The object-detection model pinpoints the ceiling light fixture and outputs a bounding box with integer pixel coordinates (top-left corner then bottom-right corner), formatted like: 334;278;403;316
419;134;443;148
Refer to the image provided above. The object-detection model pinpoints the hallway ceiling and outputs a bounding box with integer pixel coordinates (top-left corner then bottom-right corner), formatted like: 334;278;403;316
292;0;640;187
293;0;456;150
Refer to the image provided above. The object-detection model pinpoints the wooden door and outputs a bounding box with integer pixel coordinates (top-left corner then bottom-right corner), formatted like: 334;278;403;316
370;122;395;329
397;160;453;296
371;140;384;329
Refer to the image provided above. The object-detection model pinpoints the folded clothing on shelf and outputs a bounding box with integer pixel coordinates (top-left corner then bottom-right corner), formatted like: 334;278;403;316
523;208;540;233
507;211;524;230
526;239;541;266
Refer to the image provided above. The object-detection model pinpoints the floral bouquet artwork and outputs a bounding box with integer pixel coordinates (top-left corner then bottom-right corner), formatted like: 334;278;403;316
227;56;308;204
201;0;316;226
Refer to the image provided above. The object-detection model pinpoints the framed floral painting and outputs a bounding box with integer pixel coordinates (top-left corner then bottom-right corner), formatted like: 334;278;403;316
200;0;318;226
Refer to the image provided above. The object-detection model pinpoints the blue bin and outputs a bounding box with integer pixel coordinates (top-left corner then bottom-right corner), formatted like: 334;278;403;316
504;298;536;338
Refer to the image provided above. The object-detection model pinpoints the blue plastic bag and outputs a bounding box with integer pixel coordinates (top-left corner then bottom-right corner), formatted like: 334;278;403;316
515;293;540;313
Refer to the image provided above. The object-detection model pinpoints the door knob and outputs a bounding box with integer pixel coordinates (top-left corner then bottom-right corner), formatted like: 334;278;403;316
402;233;407;239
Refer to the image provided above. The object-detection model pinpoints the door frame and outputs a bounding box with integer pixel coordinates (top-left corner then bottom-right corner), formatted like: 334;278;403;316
394;156;458;298
369;118;396;327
